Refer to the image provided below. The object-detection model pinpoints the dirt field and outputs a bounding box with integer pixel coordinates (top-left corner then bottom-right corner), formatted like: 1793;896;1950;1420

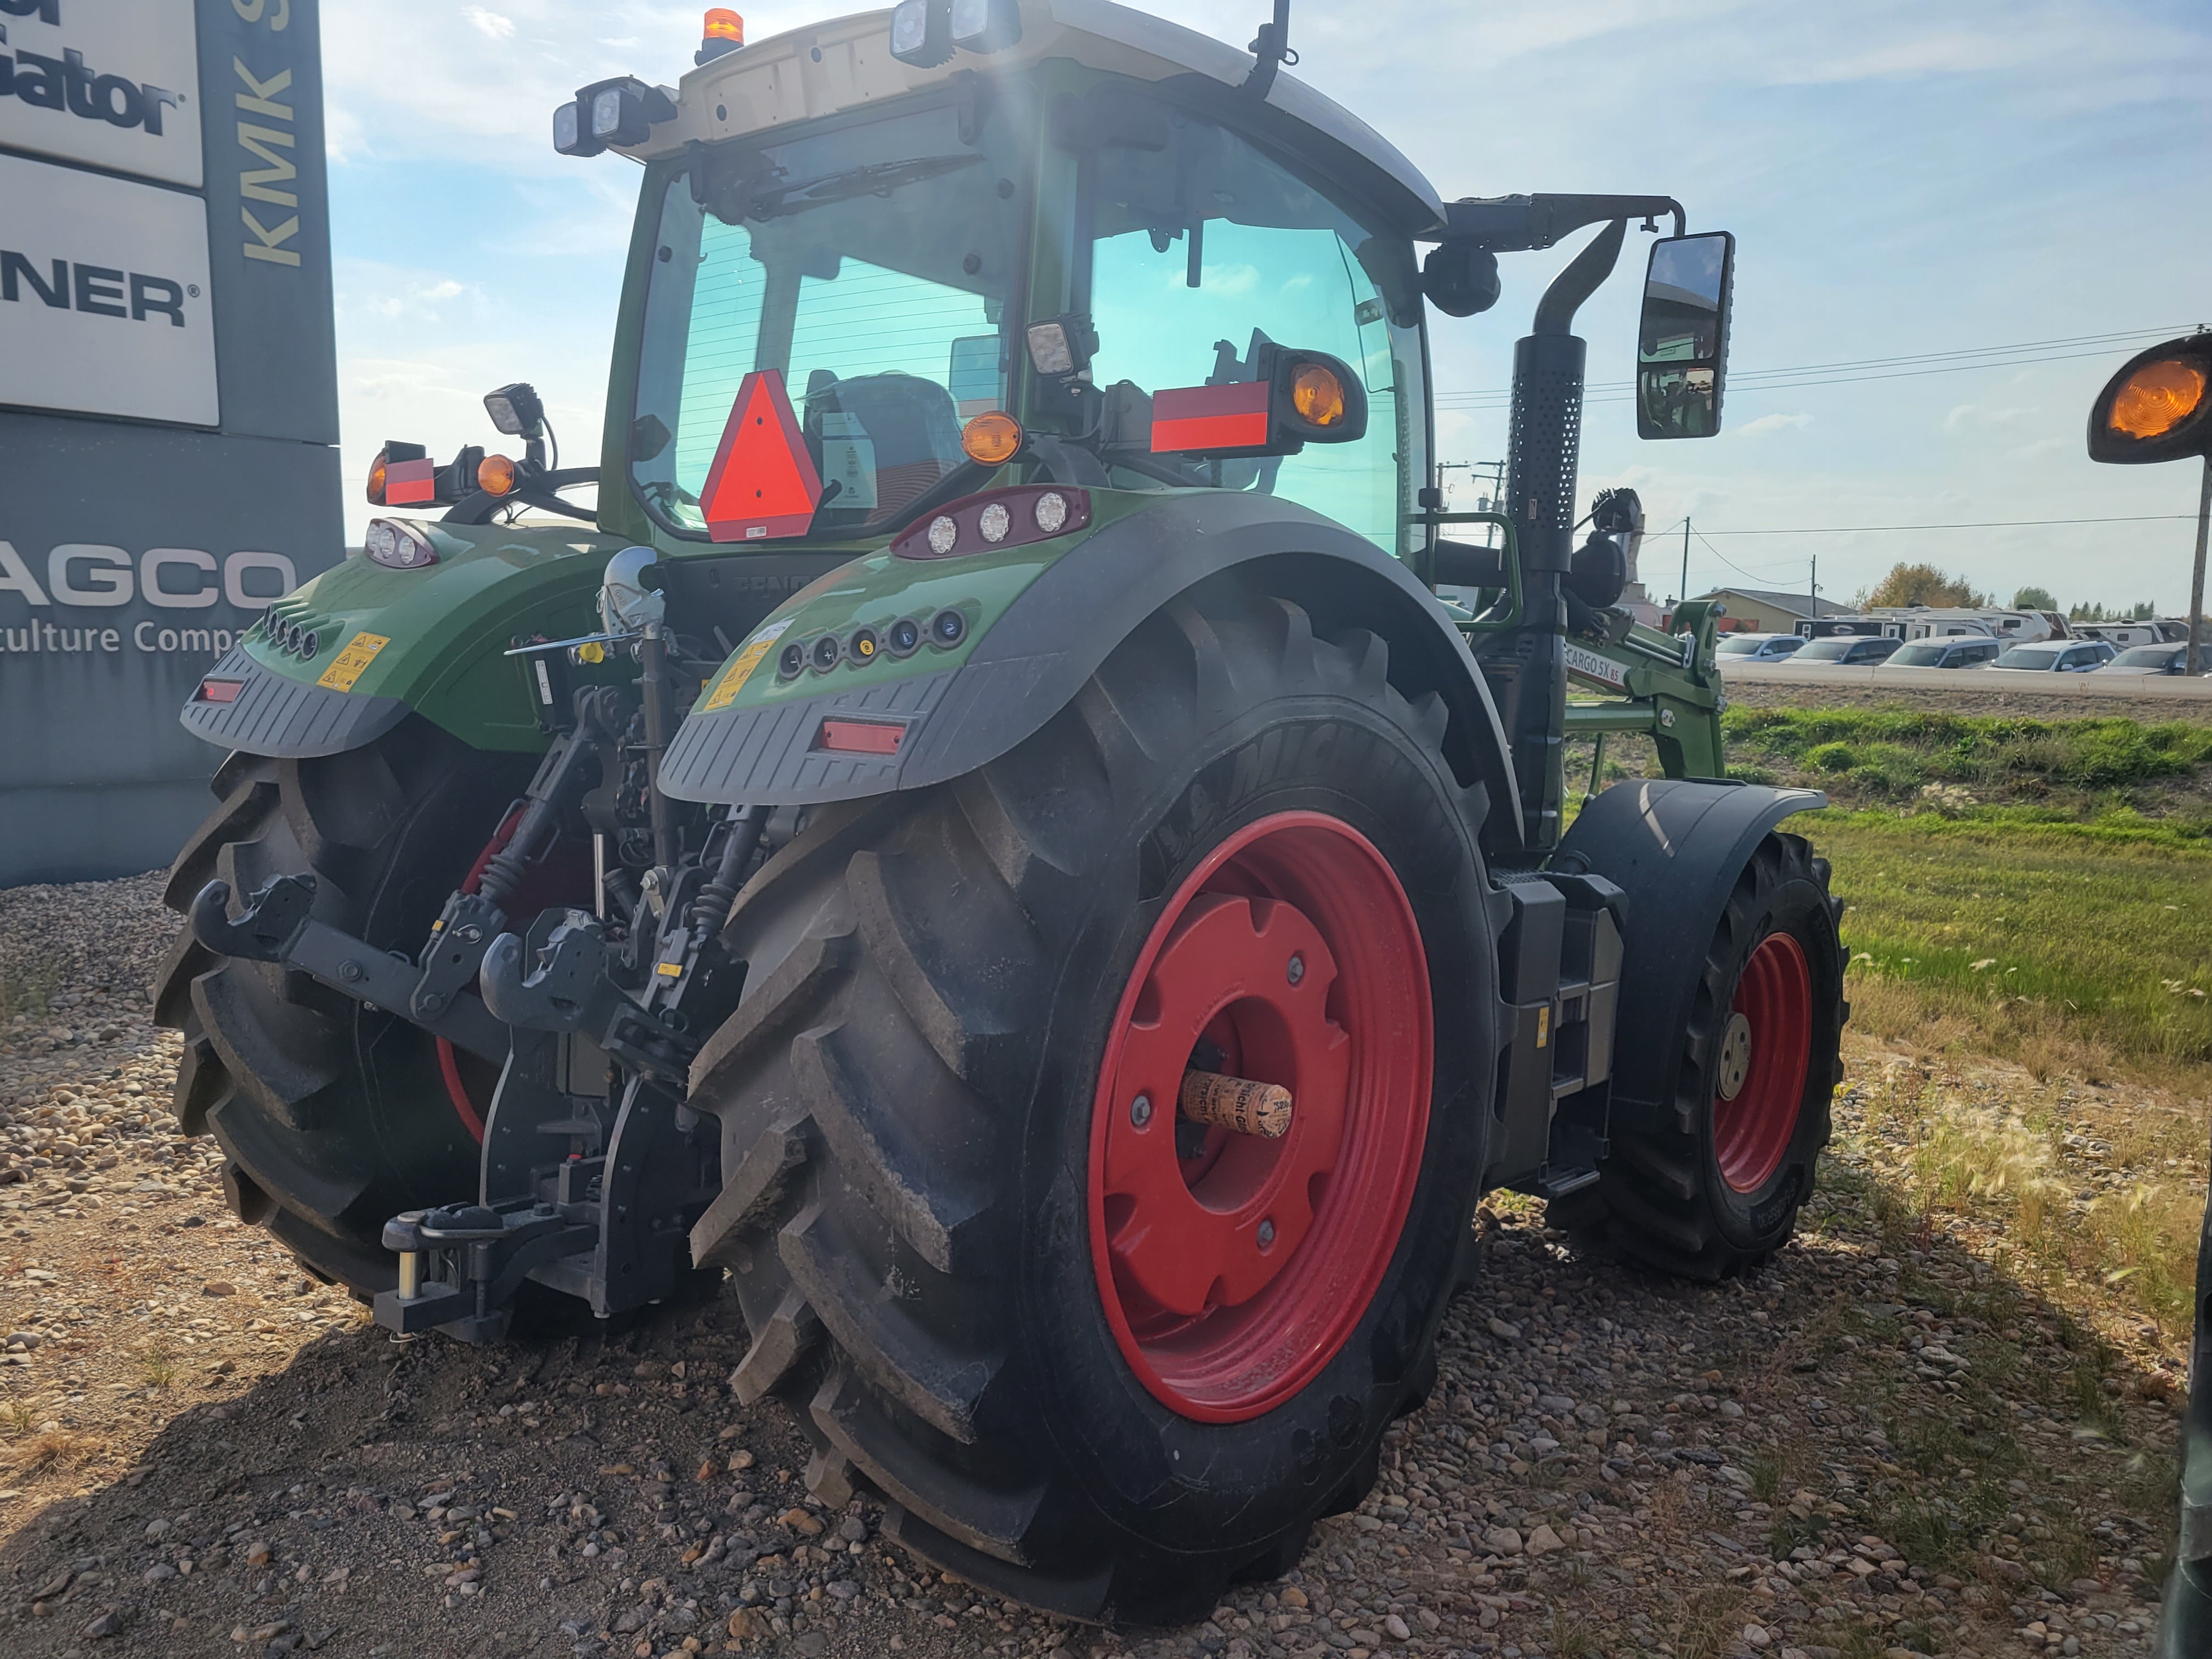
0;876;2193;1659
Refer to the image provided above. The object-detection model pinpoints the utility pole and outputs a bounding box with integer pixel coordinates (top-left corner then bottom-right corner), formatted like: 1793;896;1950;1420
1679;517;1691;619
2190;454;2210;676
1810;552;1819;622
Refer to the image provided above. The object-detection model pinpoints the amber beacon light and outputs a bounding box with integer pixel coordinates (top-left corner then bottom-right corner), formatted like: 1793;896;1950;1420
698;9;743;61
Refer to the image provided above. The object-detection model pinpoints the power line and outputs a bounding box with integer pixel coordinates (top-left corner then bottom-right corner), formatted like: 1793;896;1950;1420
1434;325;2193;409
1697;514;2199;535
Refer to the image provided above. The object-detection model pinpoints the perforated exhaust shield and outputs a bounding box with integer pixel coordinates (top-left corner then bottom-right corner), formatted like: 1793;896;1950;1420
1504;332;1587;575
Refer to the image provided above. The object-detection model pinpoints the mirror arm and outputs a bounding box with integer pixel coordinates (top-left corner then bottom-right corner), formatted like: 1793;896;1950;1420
1532;219;1628;336
1440;193;1683;251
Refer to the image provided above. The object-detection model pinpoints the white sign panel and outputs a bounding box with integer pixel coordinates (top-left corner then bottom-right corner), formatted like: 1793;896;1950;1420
0;151;217;424
0;0;202;187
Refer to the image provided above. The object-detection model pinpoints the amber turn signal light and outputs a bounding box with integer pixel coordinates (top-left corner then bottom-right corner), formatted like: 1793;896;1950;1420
1290;363;1347;428
478;454;520;496
960;410;1024;467
2088;334;2212;465
366;452;387;505
2109;359;2206;441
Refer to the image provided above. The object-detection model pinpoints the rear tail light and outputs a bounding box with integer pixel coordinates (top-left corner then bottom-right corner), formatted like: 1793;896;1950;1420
891;487;1090;560
195;678;244;703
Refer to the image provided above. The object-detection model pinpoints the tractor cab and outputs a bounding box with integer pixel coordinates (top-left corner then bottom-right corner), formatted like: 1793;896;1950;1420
597;1;1438;567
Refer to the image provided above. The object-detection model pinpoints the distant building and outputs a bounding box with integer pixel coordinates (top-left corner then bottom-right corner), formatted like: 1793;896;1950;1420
1683;588;1848;633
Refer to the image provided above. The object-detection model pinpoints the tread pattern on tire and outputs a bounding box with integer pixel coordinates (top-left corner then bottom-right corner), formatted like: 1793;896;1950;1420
150;720;534;1290
693;586;1489;1622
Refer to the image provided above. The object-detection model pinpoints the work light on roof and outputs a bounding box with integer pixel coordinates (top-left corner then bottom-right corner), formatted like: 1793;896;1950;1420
949;0;1020;52
553;76;675;158
889;0;952;66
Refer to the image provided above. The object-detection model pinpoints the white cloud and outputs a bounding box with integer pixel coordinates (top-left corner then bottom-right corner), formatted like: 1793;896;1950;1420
1943;403;2039;431
1736;412;1813;438
1764;31;2034;86
464;7;517;41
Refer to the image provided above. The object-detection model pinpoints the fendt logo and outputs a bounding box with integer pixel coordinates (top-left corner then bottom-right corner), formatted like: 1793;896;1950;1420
0;2;181;140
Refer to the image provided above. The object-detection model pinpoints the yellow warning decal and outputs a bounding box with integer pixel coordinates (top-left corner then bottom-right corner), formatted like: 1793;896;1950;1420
702;618;793;712
318;631;391;692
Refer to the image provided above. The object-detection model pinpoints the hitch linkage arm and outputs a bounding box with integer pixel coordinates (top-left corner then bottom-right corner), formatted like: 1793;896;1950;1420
188;873;512;1061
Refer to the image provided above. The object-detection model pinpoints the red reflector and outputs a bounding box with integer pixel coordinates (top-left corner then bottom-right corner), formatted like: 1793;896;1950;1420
815;718;905;756
385;458;438;505
196;678;245;704
1152;380;1271;453
701;369;824;541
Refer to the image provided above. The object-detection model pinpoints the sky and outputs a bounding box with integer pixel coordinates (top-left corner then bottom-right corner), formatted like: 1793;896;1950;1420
324;0;2212;612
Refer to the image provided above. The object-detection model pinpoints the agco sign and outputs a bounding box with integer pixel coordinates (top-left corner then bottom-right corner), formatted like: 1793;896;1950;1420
0;0;201;188
0;0;338;883
0;541;294;662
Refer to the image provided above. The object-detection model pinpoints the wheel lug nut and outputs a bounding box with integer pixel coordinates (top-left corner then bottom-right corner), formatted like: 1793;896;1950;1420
1286;953;1305;986
1130;1093;1153;1128
1256;1217;1276;1250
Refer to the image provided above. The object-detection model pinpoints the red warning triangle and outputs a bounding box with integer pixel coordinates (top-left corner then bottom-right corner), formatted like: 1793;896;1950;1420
701;369;823;542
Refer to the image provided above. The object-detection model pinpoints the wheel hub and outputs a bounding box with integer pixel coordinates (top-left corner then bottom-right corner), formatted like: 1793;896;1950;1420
1716;1011;1753;1101
1087;811;1431;1423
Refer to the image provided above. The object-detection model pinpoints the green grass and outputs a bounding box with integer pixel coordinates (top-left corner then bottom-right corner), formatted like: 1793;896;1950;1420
1813;807;2212;1075
1722;707;2212;805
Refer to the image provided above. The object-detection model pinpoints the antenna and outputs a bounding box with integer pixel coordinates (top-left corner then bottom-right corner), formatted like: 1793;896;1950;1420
1242;0;1295;98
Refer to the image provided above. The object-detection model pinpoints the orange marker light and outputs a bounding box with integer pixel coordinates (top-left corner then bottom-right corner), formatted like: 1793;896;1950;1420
478;454;519;496
704;8;743;42
366;450;388;505
961;410;1024;466
1291;363;1346;428
2109;358;2207;441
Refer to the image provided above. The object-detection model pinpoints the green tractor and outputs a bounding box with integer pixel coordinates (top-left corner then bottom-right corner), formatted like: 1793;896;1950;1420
157;0;1845;1622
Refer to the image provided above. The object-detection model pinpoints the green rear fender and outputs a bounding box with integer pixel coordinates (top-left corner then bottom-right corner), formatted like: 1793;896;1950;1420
215;520;625;755
659;488;1523;849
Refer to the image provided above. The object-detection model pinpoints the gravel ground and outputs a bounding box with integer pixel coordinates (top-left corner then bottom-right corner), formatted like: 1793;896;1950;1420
0;874;2188;1659
1719;680;2212;725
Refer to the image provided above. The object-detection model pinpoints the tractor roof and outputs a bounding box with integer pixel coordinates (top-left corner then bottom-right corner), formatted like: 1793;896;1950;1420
634;0;1446;236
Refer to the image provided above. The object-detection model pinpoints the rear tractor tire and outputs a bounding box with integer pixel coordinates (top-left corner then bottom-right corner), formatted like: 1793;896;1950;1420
1553;831;1845;1279
151;718;545;1292
690;583;1499;1623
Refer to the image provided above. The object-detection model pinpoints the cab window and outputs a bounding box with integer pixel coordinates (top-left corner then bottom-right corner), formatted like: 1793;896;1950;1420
1077;98;1424;556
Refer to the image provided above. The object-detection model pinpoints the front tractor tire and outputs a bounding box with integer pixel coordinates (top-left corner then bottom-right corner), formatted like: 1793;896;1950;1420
151;719;539;1291
1553;832;1845;1279
691;584;1498;1623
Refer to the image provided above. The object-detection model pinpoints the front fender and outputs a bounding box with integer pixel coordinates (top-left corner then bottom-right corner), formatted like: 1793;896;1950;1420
658;488;1521;843
181;519;623;758
1552;778;1830;1131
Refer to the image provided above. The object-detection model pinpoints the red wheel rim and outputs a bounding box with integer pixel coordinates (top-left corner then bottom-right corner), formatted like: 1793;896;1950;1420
1712;931;1813;1194
1086;811;1431;1423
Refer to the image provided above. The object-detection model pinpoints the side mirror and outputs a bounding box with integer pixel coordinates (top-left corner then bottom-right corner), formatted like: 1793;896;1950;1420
1635;232;1734;440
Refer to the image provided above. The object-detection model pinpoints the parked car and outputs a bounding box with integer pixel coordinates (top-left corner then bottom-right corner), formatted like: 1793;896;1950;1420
1716;633;1807;661
1991;641;2117;672
2094;644;2198;676
1786;635;1905;665
1888;639;2004;669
